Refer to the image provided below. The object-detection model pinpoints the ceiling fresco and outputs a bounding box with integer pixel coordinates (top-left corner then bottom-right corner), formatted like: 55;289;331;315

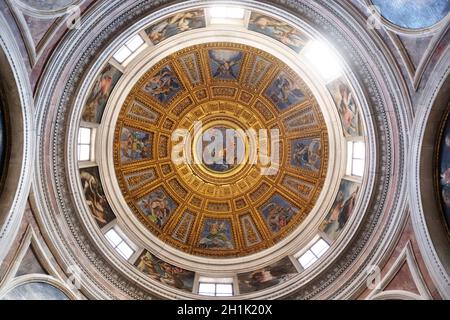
8;0;437;300
112;42;329;257
2;0;446;302
69;5;369;296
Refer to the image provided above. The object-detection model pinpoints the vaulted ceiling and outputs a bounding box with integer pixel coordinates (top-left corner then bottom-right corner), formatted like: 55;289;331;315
0;0;449;300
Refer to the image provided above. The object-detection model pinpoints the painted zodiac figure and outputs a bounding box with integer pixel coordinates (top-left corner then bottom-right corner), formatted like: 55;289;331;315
267;73;304;110
273;76;297;104
120;128;152;162
145;69;177;96
292;139;321;171
265;202;294;232
141;190;171;227
208;50;243;80
199;220;233;249
209;52;242;79
143;66;181;104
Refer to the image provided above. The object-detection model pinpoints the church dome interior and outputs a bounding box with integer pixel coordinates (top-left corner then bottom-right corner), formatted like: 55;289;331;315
0;0;449;301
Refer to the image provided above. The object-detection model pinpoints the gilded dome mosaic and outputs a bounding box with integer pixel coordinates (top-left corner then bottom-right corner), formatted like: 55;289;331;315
112;43;329;257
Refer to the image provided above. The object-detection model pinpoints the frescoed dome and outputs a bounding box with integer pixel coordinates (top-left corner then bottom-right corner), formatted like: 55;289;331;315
68;5;368;297
25;0;443;301
110;43;329;257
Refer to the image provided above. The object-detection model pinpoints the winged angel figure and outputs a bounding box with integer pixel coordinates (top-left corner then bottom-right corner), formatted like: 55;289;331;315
208;50;243;80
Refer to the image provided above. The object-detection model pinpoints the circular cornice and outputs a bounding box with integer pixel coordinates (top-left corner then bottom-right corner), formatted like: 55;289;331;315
32;0;410;299
105;41;332;260
0;12;35;262
12;0;82;17
366;0;450;36
96;37;341;270
0;274;80;300
409;45;450;299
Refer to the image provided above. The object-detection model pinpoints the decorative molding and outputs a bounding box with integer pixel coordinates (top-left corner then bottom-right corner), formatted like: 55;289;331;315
31;0;410;300
409;44;450;299
270;0;409;300
0;10;35;263
6;0;77;67
11;0;82;17
365;0;450;36
370;290;423;300
366;241;432;300
0;225;81;300
412;21;450;90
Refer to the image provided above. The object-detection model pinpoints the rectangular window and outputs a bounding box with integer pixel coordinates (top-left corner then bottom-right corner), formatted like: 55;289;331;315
215;284;234;297
208;7;245;25
113;46;132;64
346;141;365;177
302;41;343;82
77;127;92;161
310;238;330;258
298;250;318;269
105;228;135;260
125;34;145;52
297;238;330;269
198;283;216;296
113;34;146;64
198;277;234;297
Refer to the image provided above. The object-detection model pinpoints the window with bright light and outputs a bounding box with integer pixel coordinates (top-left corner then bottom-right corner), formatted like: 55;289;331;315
77;127;92;161
302;40;343;82
113;34;146;64
105;228;135;260
198;277;234;297
310;238;330;258
346;141;365;177
297;238;330;269
298;250;317;269
208;6;245;25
